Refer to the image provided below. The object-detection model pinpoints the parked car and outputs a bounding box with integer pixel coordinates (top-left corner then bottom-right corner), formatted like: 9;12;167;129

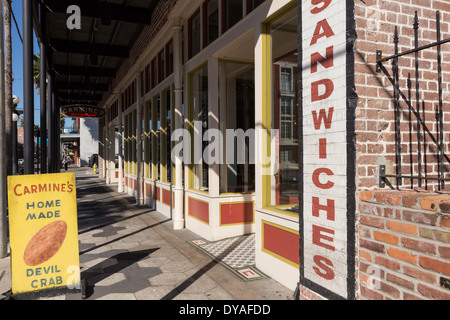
88;154;98;167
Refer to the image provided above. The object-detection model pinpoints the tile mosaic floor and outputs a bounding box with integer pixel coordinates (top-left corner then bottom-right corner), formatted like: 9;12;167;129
189;234;267;282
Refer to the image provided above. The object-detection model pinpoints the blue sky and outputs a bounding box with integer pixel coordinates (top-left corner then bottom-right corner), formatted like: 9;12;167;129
10;1;73;130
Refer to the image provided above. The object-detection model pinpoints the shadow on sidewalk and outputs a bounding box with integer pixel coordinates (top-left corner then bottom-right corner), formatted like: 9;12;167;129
81;249;161;299
160;235;248;300
73;174;172;299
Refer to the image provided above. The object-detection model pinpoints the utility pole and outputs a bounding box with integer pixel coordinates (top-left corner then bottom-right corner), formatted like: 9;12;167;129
3;0;12;176
0;2;8;258
39;3;47;174
23;0;34;174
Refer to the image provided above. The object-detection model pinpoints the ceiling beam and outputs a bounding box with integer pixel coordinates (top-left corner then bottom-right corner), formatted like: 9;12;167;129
50;39;129;58
55;82;109;92
53;65;116;78
58;93;103;102
59;101;102;107
43;0;154;26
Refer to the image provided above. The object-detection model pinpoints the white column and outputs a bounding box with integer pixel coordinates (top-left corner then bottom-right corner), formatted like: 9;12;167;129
110;124;115;183
173;21;184;230
136;71;143;205
105;109;111;184
118;93;124;193
102;118;107;181
254;22;263;209
208;56;220;197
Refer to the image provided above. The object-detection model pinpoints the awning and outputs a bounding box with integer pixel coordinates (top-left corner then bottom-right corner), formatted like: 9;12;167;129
35;0;159;107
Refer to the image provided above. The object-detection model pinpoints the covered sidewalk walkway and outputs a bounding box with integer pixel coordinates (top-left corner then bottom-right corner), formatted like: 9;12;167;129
0;166;293;300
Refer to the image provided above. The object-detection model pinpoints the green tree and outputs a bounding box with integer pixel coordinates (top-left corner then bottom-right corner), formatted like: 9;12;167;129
33;53;40;92
32;53;65;132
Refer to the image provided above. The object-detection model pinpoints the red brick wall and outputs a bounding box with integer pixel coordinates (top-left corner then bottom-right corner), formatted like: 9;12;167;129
354;0;450;190
353;0;450;301
359;190;450;299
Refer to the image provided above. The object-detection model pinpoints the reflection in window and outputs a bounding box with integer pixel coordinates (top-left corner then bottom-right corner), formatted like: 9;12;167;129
145;65;150;93
189;10;201;59
145;101;152;179
281;97;292;115
270;7;299;211
156;96;161;181
190;64;209;191
132;110;137;176
281;121;292;139
127;114;131;174
165;89;172;183
159;50;165;82
281;67;292;92
125;114;129;174
248;0;265;12
166;40;174;76
219;62;255;193
205;0;219;46
151;58;157;88
223;0;243;31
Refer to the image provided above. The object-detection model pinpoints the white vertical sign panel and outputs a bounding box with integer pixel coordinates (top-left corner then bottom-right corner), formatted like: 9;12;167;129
300;0;356;300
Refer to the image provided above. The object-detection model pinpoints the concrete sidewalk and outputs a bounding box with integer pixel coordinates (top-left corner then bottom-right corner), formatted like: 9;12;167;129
0;166;294;300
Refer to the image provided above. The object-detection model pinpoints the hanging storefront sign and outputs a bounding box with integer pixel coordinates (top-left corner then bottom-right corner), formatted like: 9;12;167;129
7;173;80;295
61;105;105;118
299;0;356;300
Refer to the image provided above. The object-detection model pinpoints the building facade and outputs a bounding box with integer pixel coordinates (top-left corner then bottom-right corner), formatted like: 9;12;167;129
96;0;450;300
80;118;100;167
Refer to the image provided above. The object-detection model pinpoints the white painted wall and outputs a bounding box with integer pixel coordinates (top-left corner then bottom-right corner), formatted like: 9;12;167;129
80;118;99;167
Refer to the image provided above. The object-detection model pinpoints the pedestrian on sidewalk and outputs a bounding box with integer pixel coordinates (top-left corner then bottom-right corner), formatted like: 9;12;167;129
64;156;70;171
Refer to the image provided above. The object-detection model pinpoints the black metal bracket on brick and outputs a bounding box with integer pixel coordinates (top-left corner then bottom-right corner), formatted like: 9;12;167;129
379;165;386;188
375;10;450;191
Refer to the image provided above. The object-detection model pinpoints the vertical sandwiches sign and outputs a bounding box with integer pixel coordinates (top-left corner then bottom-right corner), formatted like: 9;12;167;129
300;0;356;300
7;173;80;295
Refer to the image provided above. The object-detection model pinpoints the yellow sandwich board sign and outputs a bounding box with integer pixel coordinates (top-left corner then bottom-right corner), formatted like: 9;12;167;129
7;173;80;295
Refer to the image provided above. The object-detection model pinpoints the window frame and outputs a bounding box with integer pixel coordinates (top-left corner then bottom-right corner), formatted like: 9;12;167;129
187;62;209;193
202;0;219;48
261;2;299;217
166;40;174;77
246;0;265;13
221;0;244;33
158;49;165;83
188;9;202;59
144;100;152;179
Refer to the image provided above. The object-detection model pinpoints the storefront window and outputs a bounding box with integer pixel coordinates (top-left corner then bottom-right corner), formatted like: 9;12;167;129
127;113;131;174
145;101;152;179
132;110;137;176
145;65;150;93
219;61;255;193
204;0;219;46
269;5;299;212
189;64;209;191
166;40;174;76
189;10;201;59
165;88;172;183
151;58;157;88
223;0;243;31
247;0;265;12
159;49;165;82
155;96;161;181
124;114;129;174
